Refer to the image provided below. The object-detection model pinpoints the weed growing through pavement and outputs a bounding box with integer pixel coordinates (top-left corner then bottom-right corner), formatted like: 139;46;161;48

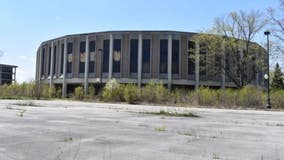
155;125;166;132
143;110;199;118
18;109;26;117
13;101;37;107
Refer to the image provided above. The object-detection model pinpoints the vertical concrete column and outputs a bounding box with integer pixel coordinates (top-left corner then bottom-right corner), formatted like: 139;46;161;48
35;50;39;80
39;46;43;81
62;38;67;98
167;34;172;89
108;34;113;79
137;33;143;88
49;41;54;88
221;41;226;89
195;41;200;90
84;36;90;95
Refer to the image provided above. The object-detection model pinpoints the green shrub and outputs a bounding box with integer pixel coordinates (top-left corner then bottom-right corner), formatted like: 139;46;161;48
196;87;218;106
124;84;140;104
218;89;239;108
155;83;170;103
238;85;263;108
87;84;95;99
141;81;157;103
141;81;170;104
56;87;62;98
271;90;284;109
48;85;57;98
74;86;84;100
102;79;124;102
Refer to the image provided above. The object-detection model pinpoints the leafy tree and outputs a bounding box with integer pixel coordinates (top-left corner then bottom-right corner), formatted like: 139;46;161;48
271;63;284;89
192;10;267;88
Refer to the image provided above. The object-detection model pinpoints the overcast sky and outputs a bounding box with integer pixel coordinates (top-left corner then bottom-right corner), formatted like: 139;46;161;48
0;0;280;83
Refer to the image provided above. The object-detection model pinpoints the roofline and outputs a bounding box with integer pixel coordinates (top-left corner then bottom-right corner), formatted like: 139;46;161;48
40;30;197;45
0;64;18;68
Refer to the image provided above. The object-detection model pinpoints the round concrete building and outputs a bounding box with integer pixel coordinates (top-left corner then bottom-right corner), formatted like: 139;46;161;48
35;31;265;97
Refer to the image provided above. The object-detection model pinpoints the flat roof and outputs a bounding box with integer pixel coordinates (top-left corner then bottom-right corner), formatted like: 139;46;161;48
0;64;18;68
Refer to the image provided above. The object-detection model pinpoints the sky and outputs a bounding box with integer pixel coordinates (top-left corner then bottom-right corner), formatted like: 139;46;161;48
0;0;280;83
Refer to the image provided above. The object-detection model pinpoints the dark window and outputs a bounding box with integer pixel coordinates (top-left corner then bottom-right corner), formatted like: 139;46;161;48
60;44;64;74
172;40;179;74
103;40;109;73
67;43;73;54
48;46;51;76
2;67;12;73
90;41;96;52
142;39;151;73
67;43;73;73
53;46;57;75
215;54;222;75
89;41;95;73
225;52;230;73
1;73;12;79
188;41;195;75
159;39;168;74
199;43;207;76
41;48;45;76
113;39;121;73
130;39;138;73
79;41;86;73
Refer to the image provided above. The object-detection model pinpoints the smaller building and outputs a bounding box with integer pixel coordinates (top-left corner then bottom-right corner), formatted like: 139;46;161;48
0;64;17;85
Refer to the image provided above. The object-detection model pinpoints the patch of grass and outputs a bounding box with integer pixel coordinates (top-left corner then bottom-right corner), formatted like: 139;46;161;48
63;136;73;142
178;131;192;136
276;123;284;127
212;153;221;159
18;109;26;117
155;125;166;132
144;110;199;118
13;101;37;107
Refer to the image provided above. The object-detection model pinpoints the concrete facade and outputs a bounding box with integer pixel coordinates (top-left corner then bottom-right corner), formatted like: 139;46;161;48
35;31;265;96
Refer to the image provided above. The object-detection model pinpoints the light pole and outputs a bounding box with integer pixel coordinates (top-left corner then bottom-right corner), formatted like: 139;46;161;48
264;30;271;109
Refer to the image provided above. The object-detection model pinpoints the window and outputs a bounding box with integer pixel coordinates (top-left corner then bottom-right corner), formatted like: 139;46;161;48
41;48;45;76
172;40;179;74
159;39;168;74
48;46;51;76
89;41;95;73
79;41;86;73
103;40;109;73
188;41;195;75
142;39;151;73
67;43;73;74
60;44;64;74
1;73;12;79
113;39;121;73
2;67;12;73
199;43;207;76
130;39;138;73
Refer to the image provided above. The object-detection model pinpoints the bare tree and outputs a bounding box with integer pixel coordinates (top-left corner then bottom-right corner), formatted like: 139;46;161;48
267;0;284;63
192;10;267;88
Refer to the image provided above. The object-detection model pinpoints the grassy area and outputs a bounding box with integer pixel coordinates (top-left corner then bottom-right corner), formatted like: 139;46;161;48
143;110;199;118
1;79;284;110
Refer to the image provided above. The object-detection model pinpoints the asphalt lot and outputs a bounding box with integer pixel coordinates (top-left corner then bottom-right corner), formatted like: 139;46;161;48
0;100;284;160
